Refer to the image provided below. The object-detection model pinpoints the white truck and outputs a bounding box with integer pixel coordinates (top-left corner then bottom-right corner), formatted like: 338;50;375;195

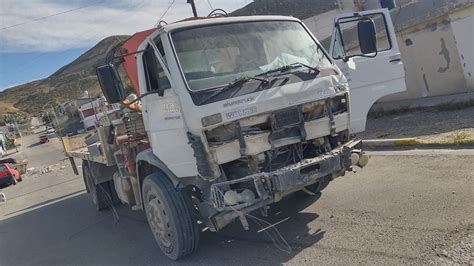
63;9;405;260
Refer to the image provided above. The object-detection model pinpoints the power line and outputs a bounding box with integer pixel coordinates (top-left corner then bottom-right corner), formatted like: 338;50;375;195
0;1;104;31
0;0;148;76
158;0;176;22
206;0;214;10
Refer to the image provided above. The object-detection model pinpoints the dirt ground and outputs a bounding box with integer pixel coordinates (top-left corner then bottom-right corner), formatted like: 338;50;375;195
359;106;474;143
0;133;473;265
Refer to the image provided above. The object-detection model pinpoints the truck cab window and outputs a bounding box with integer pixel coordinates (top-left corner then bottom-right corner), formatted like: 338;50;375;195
154;38;167;65
142;45;171;93
333;13;391;59
332;28;345;59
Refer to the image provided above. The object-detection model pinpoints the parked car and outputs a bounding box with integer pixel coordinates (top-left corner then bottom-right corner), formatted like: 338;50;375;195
0;163;22;187
39;134;49;143
0;158;17;164
46;127;55;134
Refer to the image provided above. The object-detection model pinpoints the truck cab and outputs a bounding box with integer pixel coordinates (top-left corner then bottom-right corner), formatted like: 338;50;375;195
72;9;405;260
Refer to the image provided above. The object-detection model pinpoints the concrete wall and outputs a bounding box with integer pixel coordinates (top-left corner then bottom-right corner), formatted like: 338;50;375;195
449;5;474;90
382;13;469;102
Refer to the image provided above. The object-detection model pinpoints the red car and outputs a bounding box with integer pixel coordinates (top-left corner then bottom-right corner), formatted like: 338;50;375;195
0;163;22;187
39;134;49;143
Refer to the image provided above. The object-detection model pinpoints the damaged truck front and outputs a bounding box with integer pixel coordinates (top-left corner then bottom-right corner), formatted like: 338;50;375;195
67;10;405;261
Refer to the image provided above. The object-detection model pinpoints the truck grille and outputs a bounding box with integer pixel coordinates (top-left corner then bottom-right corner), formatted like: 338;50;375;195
272;107;302;130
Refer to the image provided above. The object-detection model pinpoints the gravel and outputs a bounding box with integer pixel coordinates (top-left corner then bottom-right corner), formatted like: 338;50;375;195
358;106;474;140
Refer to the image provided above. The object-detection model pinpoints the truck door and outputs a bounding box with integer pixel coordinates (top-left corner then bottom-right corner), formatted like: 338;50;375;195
329;8;406;133
139;38;199;178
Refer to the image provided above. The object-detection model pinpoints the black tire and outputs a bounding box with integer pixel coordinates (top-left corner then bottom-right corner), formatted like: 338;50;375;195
10;177;17;185
82;162;113;211
142;173;199;260
305;176;331;194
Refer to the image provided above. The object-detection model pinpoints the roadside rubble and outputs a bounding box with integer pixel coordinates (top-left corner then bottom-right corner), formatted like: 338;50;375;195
0;192;6;204
24;162;69;177
430;226;474;265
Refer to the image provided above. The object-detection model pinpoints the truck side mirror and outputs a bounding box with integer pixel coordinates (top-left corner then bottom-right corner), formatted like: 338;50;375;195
357;19;377;55
96;64;125;104
331;14;382;61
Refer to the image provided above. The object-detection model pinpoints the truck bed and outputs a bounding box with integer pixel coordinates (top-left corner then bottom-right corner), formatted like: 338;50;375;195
65;147;109;165
62;128;117;166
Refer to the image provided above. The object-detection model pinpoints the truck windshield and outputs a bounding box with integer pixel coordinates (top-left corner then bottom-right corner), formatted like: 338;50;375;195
172;20;332;91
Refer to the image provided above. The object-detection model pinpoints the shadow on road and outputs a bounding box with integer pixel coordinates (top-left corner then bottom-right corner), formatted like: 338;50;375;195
0;191;324;265
3;190;86;217
3;150;19;157
27;142;44;149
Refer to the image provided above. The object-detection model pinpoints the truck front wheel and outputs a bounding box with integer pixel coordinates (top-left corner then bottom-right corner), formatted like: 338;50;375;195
142;173;199;260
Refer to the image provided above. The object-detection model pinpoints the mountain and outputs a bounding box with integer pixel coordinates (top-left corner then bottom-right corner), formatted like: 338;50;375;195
0;35;129;120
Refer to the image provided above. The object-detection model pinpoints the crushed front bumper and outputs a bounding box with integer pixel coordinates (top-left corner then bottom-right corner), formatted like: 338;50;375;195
209;139;366;231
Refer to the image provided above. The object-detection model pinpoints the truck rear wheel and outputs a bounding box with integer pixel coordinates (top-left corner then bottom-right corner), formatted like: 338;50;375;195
142;173;199;260
82;162;115;211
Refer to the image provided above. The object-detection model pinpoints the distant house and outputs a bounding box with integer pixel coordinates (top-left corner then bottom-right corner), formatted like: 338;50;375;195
78;96;119;131
78;97;102;130
61;98;96;117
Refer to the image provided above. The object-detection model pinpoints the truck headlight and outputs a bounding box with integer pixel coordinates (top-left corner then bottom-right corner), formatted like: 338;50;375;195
303;100;325;120
202;113;222;127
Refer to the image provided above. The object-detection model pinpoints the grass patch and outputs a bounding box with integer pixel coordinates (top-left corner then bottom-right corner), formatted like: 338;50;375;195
447;131;470;145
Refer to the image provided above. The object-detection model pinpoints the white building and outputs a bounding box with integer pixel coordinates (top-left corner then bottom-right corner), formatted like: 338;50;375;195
78;97;119;130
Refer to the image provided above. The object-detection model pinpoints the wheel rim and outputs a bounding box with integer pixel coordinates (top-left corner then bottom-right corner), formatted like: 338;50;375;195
146;196;173;248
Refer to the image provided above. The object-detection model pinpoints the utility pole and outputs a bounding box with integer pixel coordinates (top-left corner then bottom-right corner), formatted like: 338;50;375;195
43;103;61;136
187;0;198;17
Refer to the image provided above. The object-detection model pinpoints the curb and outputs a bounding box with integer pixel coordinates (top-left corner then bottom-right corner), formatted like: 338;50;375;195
362;138;474;150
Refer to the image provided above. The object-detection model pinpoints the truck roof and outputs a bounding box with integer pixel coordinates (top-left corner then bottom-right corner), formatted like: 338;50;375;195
160;15;300;33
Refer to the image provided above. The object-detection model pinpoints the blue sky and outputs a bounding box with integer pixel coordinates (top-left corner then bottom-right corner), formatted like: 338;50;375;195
0;0;253;91
0;48;88;89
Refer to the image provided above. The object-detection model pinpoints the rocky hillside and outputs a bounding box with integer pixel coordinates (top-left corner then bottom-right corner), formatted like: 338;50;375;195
0;35;129;120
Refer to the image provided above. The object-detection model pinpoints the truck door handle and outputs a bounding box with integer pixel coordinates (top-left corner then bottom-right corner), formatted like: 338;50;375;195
389;58;401;63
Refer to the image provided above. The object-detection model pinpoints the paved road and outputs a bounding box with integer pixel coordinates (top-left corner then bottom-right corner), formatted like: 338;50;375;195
0;134;472;265
5;125;65;168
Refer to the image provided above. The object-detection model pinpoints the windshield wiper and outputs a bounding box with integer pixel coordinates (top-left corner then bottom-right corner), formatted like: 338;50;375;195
198;76;268;105
257;62;320;77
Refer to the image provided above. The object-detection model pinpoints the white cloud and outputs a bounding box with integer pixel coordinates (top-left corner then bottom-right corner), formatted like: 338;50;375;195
0;0;254;52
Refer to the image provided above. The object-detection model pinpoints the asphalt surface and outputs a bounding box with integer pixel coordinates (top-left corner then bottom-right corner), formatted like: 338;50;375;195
0;133;473;265
5;126;65;168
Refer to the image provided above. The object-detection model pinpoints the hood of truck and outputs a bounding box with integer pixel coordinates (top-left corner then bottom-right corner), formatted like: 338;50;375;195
183;72;347;132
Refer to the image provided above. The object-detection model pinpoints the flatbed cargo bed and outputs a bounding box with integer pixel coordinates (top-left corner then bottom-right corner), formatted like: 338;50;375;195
62;127;117;166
